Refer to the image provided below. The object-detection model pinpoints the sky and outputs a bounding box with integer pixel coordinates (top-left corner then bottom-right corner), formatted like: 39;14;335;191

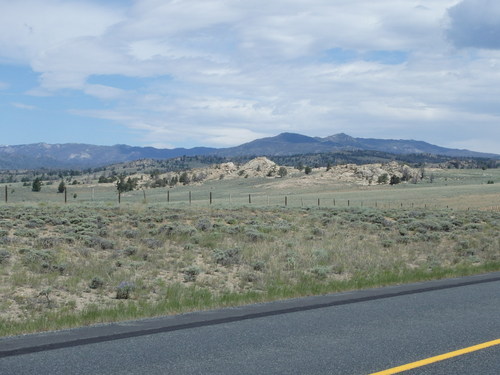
0;0;499;153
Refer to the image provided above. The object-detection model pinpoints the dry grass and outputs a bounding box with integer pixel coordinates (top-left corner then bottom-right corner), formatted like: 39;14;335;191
0;202;499;336
0;166;499;335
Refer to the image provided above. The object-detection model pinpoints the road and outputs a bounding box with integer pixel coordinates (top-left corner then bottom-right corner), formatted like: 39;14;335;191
1;272;499;374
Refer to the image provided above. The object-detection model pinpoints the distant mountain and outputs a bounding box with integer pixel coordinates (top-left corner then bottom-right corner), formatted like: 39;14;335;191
213;132;499;159
0;133;497;170
0;143;216;170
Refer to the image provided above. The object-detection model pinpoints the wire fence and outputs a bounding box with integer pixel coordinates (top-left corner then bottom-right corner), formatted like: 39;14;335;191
3;184;495;211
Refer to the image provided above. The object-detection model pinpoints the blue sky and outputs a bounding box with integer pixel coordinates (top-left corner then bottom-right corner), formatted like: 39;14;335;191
0;0;499;153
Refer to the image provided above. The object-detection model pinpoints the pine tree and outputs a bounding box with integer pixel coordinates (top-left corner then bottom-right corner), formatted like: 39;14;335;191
57;180;66;193
32;177;42;192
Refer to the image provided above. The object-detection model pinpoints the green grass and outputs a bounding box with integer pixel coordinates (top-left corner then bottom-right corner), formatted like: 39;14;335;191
1;261;498;337
2;167;500;209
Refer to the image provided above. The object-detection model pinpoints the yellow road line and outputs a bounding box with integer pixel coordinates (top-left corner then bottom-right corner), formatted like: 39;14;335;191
370;338;500;375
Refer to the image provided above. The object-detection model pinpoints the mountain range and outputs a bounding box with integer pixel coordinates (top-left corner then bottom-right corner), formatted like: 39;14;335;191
0;133;498;170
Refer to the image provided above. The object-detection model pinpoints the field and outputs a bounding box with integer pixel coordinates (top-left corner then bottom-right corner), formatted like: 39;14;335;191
0;167;499;337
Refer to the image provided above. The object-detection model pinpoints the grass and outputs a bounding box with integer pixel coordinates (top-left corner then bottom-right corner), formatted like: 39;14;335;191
0;198;499;337
2;166;500;209
0;166;499;336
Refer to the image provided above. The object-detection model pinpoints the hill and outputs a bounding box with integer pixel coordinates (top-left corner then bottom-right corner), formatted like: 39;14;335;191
0;133;498;170
213;132;498;158
0;143;216;170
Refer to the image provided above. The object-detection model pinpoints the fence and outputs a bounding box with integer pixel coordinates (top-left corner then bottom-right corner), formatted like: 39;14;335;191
2;184;488;211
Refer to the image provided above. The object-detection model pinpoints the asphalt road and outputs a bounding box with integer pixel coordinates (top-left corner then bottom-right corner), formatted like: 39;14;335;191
1;272;499;374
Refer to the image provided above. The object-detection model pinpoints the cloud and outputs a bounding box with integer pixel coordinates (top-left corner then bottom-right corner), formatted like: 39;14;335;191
11;102;36;110
446;0;500;49
0;0;125;63
196;128;269;147
0;0;499;153
4;0;451;92
83;84;130;100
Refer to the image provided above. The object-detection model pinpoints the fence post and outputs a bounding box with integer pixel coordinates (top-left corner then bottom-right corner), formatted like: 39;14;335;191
248;194;252;204
167;190;170;203
4;186;7;203
318;198;320;207
285;196;288;206
210;191;212;205
64;188;67;204
189;191;192;205
118;191;121;204
143;189;146;203
348;200;350;207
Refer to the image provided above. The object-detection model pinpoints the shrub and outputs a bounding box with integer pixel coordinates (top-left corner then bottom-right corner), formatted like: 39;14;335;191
285;252;297;270
390;175;401;185
124;247;138;257
25;219;44;228
225;217;237;225
183;266;201;282
116;281;135;299
89;277;104;289
241;272;259;283
14;229;38;238
378;174;389;184
274;221;292;232
196;218;212;231
311;228;324;237
53;263;67;275
20;249;55;272
381;239;394;248
310;266;330;279
245;229;266;241
463;223;482;232
251;260;266;271
0;249;11;264
144;238;163;249
313;249;329;263
179;172;190;185
123;230;139;239
85;237;115;250
278;167;288;177
36;237;61;249
213;248;241;266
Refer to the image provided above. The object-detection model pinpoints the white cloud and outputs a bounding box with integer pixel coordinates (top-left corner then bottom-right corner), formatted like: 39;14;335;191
83;84;130;100
11;102;36;110
0;0;499;153
198;127;269;147
0;0;125;63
